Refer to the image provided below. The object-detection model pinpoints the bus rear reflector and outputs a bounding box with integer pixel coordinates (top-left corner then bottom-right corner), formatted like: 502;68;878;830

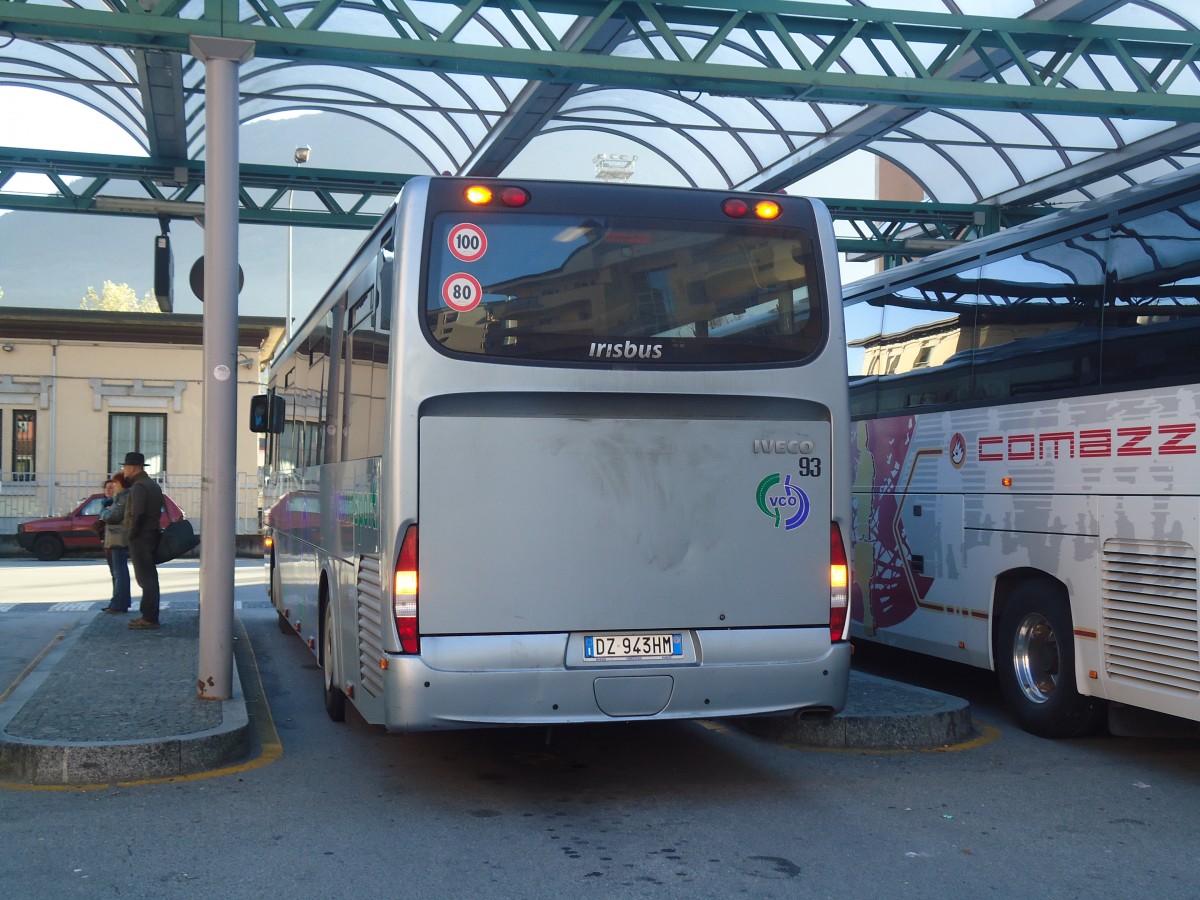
394;525;419;654
830;522;849;642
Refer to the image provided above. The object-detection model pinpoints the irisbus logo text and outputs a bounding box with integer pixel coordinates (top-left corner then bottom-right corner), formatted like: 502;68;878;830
588;341;664;360
977;423;1196;461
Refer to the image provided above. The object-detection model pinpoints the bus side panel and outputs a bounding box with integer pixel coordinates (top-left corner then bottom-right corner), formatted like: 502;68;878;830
322;457;388;725
418;410;833;636
1096;494;1200;715
852;390;1200;723
268;475;325;653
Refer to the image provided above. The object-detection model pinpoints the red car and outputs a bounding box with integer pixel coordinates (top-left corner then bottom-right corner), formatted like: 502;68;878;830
16;493;186;561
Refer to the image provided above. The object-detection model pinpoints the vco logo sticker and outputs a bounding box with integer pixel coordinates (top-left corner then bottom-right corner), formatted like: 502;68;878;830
756;473;810;530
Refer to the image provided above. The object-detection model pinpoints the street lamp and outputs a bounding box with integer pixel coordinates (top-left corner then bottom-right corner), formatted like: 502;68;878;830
286;145;311;342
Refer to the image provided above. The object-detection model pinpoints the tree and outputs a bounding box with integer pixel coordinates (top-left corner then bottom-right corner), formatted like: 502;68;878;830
79;281;160;313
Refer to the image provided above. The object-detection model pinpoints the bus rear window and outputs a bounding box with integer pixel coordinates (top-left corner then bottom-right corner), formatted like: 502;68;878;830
424;212;825;365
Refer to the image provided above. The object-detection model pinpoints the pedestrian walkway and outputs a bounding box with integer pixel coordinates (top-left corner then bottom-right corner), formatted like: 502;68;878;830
0;606;974;786
0;607;250;786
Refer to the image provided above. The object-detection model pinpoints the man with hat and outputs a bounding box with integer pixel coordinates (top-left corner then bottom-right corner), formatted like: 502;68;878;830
122;451;164;630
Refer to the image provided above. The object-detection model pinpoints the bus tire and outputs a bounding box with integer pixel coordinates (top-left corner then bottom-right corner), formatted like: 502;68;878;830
322;602;347;722
271;564;291;633
269;556;281;603
996;581;1105;738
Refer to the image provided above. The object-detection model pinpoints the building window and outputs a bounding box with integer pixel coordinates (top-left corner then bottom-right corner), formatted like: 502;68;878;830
12;410;35;482
109;413;167;475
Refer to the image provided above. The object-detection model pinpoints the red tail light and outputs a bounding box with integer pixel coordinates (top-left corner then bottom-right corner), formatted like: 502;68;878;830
464;184;530;208
394;525;419;654
830;522;849;642
721;197;783;220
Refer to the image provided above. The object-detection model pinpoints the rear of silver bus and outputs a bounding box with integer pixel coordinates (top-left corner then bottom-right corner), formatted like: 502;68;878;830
378;177;850;730
376;395;850;730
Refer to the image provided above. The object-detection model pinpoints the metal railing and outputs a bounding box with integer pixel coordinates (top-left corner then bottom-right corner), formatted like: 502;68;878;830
0;471;262;536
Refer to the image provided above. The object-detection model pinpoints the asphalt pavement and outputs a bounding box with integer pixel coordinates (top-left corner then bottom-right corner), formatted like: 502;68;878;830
0;602;973;786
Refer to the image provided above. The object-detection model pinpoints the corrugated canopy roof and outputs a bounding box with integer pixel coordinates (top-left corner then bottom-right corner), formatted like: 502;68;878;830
2;0;1200;244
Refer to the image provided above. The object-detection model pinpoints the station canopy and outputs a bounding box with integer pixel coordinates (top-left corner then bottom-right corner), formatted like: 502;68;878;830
3;0;1200;257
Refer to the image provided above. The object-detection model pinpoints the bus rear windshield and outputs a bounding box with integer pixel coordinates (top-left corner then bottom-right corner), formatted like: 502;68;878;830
425;212;826;365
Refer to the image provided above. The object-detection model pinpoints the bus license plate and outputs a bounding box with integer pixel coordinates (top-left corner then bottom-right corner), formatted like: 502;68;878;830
584;633;683;660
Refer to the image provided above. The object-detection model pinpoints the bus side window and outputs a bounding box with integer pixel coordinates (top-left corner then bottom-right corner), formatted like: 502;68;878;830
343;285;378;461
377;231;395;332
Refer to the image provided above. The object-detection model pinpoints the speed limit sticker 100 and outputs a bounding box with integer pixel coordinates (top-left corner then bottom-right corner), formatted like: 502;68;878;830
448;223;487;263
442;272;483;313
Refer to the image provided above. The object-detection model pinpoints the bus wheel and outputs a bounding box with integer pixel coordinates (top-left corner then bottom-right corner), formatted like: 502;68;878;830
322;602;347;722
271;565;290;633
996;581;1104;738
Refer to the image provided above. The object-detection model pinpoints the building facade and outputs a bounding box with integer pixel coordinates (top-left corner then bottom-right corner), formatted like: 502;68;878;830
0;307;283;535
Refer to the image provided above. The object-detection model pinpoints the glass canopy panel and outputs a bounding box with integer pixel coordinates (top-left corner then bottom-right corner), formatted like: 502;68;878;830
1;0;1200;234
876;141;975;201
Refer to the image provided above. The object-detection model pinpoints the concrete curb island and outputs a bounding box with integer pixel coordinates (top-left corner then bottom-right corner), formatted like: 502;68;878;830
0;609;250;786
737;670;974;750
1;605;973;786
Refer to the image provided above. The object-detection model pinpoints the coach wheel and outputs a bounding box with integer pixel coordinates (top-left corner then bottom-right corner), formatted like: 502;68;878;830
271;565;291;634
996;580;1105;738
32;534;64;562
269;556;281;603
322;602;347;722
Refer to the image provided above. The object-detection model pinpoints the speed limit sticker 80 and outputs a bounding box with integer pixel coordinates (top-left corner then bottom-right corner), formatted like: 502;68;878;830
442;272;483;312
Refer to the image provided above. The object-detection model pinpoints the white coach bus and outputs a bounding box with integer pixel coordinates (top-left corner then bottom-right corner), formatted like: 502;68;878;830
846;168;1200;737
251;176;851;731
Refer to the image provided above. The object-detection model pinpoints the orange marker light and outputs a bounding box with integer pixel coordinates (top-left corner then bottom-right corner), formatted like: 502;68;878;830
1002;476;1013;488
465;185;493;205
755;199;782;220
830;563;848;592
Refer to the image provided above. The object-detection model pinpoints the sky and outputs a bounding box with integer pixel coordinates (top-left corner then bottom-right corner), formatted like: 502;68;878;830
0;85;880;320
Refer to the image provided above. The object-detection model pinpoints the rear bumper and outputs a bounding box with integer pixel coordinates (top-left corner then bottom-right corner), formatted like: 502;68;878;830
378;627;850;732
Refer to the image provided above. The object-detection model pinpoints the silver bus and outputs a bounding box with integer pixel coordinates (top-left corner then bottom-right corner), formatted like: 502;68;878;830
252;176;851;731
